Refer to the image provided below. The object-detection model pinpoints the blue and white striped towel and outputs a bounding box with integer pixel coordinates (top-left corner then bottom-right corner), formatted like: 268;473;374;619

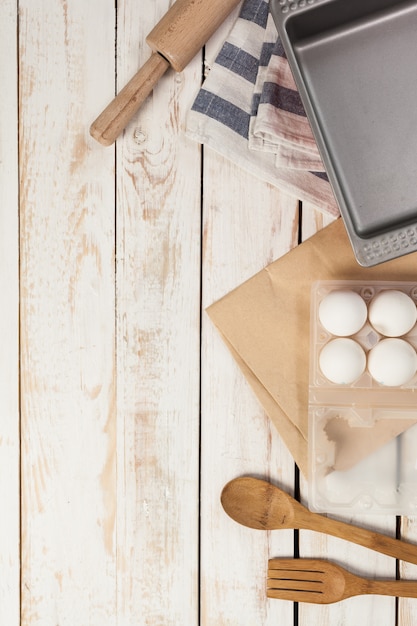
185;0;340;218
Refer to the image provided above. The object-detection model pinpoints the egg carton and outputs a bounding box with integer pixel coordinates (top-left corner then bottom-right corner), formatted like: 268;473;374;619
309;280;417;405
308;280;417;514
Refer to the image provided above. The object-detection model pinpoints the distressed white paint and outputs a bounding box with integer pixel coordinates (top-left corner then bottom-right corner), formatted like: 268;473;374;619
0;2;20;625
114;0;201;623
19;1;117;623
5;1;413;625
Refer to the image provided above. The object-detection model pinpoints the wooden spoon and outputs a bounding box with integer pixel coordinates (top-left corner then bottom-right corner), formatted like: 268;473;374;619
267;558;417;604
221;477;417;564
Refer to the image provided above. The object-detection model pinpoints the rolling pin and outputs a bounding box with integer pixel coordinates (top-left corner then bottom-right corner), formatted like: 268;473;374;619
90;0;242;146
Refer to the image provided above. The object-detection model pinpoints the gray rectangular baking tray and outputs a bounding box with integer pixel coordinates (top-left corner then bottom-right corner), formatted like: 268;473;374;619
270;0;417;266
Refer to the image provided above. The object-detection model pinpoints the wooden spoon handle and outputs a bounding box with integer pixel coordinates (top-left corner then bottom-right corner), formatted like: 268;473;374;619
309;513;417;565
90;53;170;146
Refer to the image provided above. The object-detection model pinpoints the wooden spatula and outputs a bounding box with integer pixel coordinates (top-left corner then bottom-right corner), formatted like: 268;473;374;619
90;0;241;146
267;558;417;604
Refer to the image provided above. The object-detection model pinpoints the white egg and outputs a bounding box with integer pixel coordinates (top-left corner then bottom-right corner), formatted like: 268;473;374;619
318;290;367;336
319;338;366;384
368;338;417;386
368;289;417;337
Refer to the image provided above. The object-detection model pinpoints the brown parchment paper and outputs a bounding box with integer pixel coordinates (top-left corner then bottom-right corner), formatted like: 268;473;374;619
207;218;417;478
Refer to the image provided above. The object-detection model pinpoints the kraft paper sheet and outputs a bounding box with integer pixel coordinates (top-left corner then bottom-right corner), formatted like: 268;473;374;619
207;218;417;477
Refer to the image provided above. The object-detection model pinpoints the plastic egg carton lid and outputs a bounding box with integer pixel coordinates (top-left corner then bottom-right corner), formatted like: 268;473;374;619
308;405;417;515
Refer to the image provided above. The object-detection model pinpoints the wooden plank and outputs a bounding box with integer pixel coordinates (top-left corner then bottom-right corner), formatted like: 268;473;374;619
114;0;201;622
19;1;117;623
0;1;20;625
201;141;300;623
398;517;417;624
299;205;397;626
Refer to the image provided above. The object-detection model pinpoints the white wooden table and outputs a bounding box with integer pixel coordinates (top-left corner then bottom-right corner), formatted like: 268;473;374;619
3;1;417;624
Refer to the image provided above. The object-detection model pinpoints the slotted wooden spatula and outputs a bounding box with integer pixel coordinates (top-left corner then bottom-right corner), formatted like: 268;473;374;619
267;558;417;604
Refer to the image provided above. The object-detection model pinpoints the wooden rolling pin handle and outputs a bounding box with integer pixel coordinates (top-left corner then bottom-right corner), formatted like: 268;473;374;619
90;53;170;147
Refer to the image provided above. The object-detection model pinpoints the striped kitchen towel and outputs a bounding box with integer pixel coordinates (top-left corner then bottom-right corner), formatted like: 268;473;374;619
185;0;340;218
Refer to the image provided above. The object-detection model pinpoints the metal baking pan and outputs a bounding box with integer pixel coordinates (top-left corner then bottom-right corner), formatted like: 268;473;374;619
270;0;417;266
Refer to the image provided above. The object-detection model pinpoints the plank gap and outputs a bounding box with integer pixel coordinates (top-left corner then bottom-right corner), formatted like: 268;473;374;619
17;2;23;624
298;200;303;245
198;43;206;626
